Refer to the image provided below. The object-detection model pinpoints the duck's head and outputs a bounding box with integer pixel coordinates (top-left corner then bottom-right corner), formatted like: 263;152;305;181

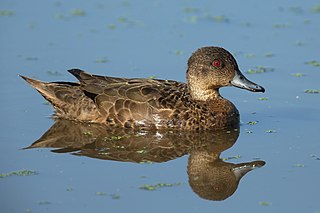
187;46;265;101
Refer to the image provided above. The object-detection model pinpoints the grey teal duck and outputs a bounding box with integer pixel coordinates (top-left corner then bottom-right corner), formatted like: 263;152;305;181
20;46;265;130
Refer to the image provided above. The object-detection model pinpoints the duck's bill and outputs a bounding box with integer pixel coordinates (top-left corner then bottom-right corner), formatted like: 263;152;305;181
231;70;265;93
232;160;266;179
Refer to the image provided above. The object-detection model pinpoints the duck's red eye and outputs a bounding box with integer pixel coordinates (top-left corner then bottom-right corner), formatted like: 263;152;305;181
212;60;221;68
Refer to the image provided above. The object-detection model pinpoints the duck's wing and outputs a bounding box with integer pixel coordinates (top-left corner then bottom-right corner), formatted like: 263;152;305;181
68;69;188;128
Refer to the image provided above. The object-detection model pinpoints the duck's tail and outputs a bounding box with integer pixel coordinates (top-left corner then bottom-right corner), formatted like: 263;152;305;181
19;75;61;104
20;75;101;121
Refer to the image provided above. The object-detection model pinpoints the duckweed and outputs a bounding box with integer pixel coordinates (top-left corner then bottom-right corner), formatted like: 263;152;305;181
264;52;275;57
246;66;274;74
247;121;258;125
70;9;86;16
139;182;181;191
173;50;184;55
273;23;289;28
311;4;320;13
291;73;305;77
108;24;117;30
186;15;198;23
259;201;272;206
305;60;320;67
0;170;37;178
38;201;51;205
183;7;200;13
244;53;256;59
110;193;120;199
0;10;14;16
258;97;269;101
222;155;242;161
304;89;320;94
94;58;109;63
212;15;229;23
47;71;63;76
265;130;276;133
96;191;107;196
66;187;73;192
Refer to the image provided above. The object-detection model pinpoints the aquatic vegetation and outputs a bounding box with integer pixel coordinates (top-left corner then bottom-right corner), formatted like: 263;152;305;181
38;201;51;205
110;193;120;199
25;56;38;61
247;121;258;125
94;57;109;63
264;52;275;57
47;71;63;76
186;15;198;23
246;66;274;74
66;187;73;192
245;130;253;134
294;164;305;168
0;10;14;16
273;23;289;28
265;130;276;133
305;60;320;67
311;4;320;13
117;16;128;23
0;170;37;178
96;191;107;196
173;50;184;55
183;7;200;13
291;73;305;77
139;182;181;191
259;201;272;206
107;24;117;30
244;53;256;59
70;9;86;17
222;155;242;161
304;89;320;94
212;15;229;23
258;97;269;101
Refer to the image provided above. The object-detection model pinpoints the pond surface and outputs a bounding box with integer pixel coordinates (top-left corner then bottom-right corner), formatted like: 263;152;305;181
1;0;320;212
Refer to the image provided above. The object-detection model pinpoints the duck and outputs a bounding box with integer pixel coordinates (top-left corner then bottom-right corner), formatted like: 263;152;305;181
20;46;265;130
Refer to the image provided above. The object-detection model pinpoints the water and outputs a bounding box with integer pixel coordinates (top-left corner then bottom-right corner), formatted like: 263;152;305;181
1;0;319;212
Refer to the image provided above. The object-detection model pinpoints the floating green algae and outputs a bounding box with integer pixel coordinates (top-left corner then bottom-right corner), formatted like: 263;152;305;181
70;9;86;16
265;130;276;133
0;10;14;16
259;201;272;206
246;66;274;74
47;70;63;76
95;191;107;196
222;155;242;161
94;57;109;63
0;170;37;178
291;73;305;77
247;121;258;125
311;4;320;13
139;182;181;191
264;52;275;57
258;97;269;101
305;60;320;67
304;89;320;94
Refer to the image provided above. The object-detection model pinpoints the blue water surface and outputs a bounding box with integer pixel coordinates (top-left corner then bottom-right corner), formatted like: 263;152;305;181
1;0;319;212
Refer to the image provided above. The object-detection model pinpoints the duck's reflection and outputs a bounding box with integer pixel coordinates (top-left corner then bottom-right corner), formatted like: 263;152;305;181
26;119;265;201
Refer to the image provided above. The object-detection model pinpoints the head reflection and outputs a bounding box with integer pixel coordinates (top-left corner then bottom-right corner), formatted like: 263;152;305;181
26;119;265;201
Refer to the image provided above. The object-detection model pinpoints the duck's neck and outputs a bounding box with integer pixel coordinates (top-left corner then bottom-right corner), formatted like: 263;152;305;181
188;84;221;101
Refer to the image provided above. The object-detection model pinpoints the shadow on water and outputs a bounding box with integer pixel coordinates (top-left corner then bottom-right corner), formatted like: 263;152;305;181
25;119;265;201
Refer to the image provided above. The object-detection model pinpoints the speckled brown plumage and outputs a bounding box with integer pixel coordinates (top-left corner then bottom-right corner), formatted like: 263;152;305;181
20;46;265;130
